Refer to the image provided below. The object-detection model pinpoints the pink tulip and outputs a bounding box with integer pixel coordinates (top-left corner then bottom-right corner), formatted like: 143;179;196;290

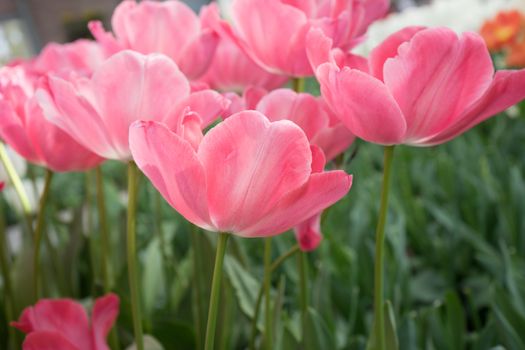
255;89;355;161
317;27;525;145
0;64;103;172
197;6;288;92
129;111;352;237
222;86;268;116
11;293;119;350
221;0;389;76
89;0;219;80
0;181;4;191
40;50;228;161
30;39;105;76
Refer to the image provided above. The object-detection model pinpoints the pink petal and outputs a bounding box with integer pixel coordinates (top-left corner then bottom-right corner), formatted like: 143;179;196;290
317;63;407;145
198;111;312;233
40;76;116;159
310;144;326;173
91;50;190;159
11;299;91;349
239;171;352;237
383;28;494;142
256;89;329;139
423;69;525;145
88;21;122;56
129;121;213;230
168;90;229;130
369;26;425;80
23;332;79;350
311;123;355;161
91;294;119;350
230;0;312;76
294;214;322;251
0;100;40;165
177;30;219;80
24;97;103;172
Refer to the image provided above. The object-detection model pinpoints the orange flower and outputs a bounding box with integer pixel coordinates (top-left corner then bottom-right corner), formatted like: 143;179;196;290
480;10;524;52
507;40;525;67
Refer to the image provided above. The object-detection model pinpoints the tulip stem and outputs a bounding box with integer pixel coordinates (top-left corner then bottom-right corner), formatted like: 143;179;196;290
372;145;395;350
204;233;229;350
263;237;272;350
298;251;309;344
0;143;33;231
0;199;18;349
127;162;144;350
250;244;300;350
32;169;53;301
96;166;111;292
292;77;305;93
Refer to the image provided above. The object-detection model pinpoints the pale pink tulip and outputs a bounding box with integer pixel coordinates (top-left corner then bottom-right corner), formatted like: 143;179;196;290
30;39;105;76
198;23;287;91
89;0;218;80
12;294;118;350
129;111;352;237
40;50;228;161
0;65;103;172
221;0;389;76
222;86;268;116
317;27;525;145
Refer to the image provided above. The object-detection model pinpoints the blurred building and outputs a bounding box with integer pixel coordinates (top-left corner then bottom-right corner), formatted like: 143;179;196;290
0;0;209;64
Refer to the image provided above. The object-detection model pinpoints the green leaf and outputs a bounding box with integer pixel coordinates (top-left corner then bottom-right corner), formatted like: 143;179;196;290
304;307;336;350
384;301;399;350
444;291;465;350
223;255;260;320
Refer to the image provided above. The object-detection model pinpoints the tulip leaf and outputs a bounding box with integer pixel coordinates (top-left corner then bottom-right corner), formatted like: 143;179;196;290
304;307;336;350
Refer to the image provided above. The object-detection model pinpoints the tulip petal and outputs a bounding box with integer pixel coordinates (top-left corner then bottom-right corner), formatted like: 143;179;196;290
311;123;355;161
256;89;329;139
92;294;119;350
168;90;229;130
40;77;117;159
0;100;39;164
239;171;352;237
23;332;78;350
230;0;312;75
383;29;495;141
177;30;219;80
369;26;424;80
294;214;322;251
423;69;525;145
11;299;90;349
92;51;189;158
129;121;212;230
318;63;406;144
198;111;312;232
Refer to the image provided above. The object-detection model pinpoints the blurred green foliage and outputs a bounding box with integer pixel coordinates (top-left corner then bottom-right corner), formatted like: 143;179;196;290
1;82;525;350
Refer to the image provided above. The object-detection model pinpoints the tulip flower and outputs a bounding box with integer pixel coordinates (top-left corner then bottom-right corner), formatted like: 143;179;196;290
129;111;352;237
0;64;103;172
11;294;119;350
317;26;525;146
221;0;389;76
197;5;287;92
480;10;524;52
89;0;219;80
40;50;228;161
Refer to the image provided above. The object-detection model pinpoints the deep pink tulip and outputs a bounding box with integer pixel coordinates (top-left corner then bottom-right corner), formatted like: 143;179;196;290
0;181;4;191
40;50;228;161
11;294;119;350
89;0;219;80
221;0;389;76
318;27;525;145
0;65;103;172
197;6;288;92
129;111;352;237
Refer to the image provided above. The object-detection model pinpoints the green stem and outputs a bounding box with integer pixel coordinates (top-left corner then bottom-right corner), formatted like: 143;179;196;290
96;167;111;292
298;251;308;344
292;77;305;93
263;238;272;350
204;233;229;350
0;199;18;349
372;145;395;350
32;169;53;301
191;225;204;350
0;143;33;232
127;162;143;350
250;244;300;350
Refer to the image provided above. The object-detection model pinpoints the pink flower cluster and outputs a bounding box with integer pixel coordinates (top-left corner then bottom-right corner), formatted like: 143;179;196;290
2;1;525;347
